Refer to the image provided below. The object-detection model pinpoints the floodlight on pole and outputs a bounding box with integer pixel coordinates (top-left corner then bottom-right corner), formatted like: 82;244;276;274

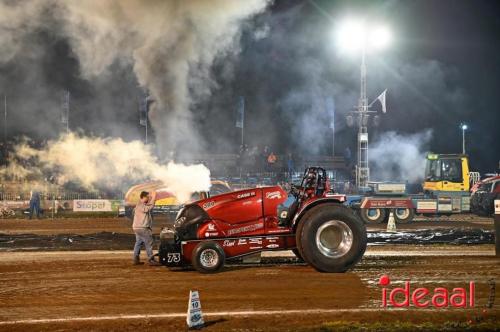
336;18;392;190
370;26;392;50
460;123;468;154
336;20;391;53
336;19;367;52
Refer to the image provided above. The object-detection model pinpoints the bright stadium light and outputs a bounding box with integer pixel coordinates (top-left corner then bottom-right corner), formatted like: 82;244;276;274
370;26;392;50
336;19;392;53
337;19;366;52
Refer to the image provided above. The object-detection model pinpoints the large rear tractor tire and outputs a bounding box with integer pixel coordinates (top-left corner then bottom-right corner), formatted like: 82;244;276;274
359;208;387;224
191;241;225;274
297;203;367;273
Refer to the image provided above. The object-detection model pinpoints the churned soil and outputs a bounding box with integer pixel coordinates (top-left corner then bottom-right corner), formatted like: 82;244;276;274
0;215;495;252
0;247;498;331
0;215;497;330
0;214;494;236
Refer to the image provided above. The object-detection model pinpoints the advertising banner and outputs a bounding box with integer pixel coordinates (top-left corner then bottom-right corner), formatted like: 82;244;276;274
73;199;122;212
0;200;30;209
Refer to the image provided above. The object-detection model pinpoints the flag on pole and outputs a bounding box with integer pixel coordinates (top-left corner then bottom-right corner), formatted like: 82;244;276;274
235;96;244;128
61;90;69;125
375;89;387;113
139;93;149;126
325;97;335;130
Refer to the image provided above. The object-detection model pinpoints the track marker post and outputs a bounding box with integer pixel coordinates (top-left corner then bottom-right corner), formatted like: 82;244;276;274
187;290;205;329
386;211;397;233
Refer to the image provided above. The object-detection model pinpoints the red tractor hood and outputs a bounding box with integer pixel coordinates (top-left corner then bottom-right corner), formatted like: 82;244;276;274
191;186;288;224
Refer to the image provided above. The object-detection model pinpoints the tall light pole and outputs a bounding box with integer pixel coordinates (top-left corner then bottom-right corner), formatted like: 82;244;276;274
61;90;70;134
460;123;468;154
356;42;369;189
337;19;391;190
139;92;150;144
325;97;335;157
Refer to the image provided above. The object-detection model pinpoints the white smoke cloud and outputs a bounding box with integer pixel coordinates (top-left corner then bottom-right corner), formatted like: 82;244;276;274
253;24;270;40
0;0;270;200
369;130;433;183
0;0;269;155
12;134;211;202
59;0;270;156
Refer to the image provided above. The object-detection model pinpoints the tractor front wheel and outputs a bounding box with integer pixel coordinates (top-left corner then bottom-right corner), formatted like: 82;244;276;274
191;241;225;274
297;204;367;273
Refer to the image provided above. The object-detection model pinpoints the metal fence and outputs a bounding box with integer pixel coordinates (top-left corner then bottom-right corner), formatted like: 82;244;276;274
0;191;124;201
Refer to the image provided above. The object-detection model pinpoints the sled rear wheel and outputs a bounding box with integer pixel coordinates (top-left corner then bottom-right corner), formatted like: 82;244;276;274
360;208;387;224
393;208;415;224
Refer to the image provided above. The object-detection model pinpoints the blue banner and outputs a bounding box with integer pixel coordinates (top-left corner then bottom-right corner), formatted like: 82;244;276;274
325;96;335;130
235;96;244;128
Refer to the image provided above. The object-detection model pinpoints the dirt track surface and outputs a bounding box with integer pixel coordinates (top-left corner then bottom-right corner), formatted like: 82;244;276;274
0;214;493;236
0;215;498;330
0;247;499;331
0;215;495;252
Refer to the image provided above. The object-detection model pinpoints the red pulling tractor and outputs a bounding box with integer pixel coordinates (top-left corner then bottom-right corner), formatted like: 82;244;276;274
159;167;367;273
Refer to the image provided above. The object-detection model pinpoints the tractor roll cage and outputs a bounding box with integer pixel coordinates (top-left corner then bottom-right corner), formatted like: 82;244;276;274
297;166;328;199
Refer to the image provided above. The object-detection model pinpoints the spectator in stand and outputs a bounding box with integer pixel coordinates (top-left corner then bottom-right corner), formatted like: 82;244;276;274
261;146;270;173
28;190;41;219
249;146;259;173
267;151;277;173
287;153;295;179
240;144;250;176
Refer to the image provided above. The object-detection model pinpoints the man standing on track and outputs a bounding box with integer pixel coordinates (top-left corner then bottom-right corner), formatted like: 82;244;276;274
132;190;161;266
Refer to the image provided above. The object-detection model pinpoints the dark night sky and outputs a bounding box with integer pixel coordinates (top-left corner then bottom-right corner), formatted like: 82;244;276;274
217;0;500;173
0;0;499;174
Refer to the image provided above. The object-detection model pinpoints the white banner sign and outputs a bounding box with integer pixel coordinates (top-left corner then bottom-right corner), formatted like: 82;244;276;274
73;199;113;212
0;200;29;209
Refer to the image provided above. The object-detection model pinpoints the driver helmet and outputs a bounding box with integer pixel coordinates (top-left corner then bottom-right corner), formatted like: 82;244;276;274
306;170;316;179
305;170;317;187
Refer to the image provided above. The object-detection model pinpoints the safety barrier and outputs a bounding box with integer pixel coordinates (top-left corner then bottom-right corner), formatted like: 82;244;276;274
0;191;124;201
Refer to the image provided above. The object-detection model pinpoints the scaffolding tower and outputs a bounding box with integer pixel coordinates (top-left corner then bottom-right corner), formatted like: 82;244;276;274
355;48;370;189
